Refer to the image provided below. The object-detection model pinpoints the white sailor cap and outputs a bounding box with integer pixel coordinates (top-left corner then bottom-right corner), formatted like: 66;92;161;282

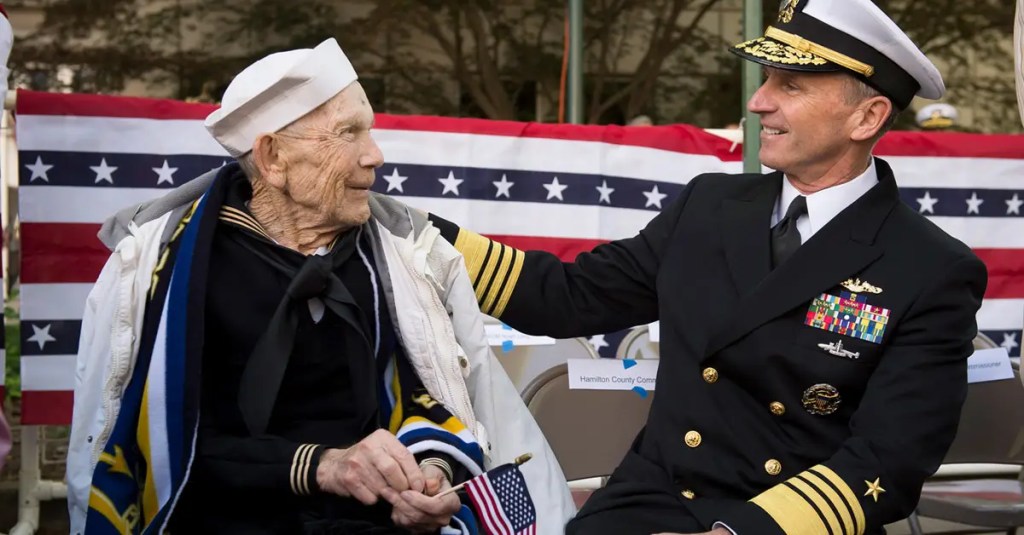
915;103;958;130
205;38;358;157
731;0;944;110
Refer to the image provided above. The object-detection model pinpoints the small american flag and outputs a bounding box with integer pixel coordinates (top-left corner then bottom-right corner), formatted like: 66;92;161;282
465;462;537;535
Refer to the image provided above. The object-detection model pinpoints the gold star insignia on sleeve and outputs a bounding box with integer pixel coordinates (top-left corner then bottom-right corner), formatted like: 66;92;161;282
864;478;886;502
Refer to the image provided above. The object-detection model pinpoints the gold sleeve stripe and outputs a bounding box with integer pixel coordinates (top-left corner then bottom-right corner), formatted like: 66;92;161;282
475;241;505;305
290;444;316;495
452;229;524;316
787;478;841;535
419;457;454;484
481;244;514;313
298;444;316;495
751;481;829;535
809;465;865;535
802;471;857;535
290;444;307;495
794;473;851;528
490;248;524;318
453;229;493;286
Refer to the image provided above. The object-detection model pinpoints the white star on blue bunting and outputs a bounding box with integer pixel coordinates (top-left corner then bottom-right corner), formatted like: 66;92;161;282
27;323;56;351
383;167;408;193
965;192;984;215
596;180;615;204
26;156;53;182
153;159;178;185
493;174;514;198
543;176;568;201
916;191;938;214
438;170;463;196
90;158;118;184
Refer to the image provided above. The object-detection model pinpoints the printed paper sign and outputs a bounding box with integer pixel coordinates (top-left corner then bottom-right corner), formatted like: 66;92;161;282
966;348;1015;384
484;324;555;347
649;321;660;343
567;358;659;392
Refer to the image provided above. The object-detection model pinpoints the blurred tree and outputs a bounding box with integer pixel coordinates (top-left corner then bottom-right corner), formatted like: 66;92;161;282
879;0;1019;132
344;0;727;123
11;0;215;96
10;0;729;124
9;0;1020;131
746;0;1018;132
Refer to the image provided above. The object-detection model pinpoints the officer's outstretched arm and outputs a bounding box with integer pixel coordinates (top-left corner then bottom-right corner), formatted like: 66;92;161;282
718;254;987;535
427;176;705;338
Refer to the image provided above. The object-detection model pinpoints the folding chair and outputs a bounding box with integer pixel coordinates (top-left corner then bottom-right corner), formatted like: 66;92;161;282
487;330;599;395
523;363;654;507
615;325;660;360
907;334;1024;534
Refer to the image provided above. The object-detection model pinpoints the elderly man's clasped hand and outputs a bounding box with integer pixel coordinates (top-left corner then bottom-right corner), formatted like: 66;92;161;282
316;429;461;533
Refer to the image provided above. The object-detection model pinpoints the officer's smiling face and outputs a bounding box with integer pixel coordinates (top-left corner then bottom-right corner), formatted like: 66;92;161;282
748;67;867;183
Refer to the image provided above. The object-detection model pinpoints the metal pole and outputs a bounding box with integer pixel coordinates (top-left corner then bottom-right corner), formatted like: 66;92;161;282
741;0;763;172
568;0;584;124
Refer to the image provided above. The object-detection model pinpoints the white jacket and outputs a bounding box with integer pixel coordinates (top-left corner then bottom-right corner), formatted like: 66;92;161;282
67;176;575;533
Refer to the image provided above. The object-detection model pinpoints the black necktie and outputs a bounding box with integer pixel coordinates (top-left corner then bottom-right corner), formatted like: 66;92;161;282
235;230;376;436
771;195;807;268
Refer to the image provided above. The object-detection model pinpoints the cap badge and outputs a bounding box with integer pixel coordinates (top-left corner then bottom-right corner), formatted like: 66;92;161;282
802;383;841;415
778;0;799;23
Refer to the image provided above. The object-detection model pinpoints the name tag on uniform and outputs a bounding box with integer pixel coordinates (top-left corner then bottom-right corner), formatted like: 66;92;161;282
804;291;890;344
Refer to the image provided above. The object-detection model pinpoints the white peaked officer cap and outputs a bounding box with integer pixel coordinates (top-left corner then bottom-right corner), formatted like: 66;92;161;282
731;0;944;110
205;38;358;157
915;103;958;130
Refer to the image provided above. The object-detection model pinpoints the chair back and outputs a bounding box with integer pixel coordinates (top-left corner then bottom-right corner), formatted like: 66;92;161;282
493;336;599;395
942;335;1024;465
616;325;660;360
974;332;999;351
523;363;653;480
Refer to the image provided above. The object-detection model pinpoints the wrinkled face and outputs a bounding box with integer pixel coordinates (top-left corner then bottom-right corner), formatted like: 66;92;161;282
273;82;384;228
747;68;859;178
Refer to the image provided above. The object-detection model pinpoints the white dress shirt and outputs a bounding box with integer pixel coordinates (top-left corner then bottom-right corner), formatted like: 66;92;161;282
771;158;880;243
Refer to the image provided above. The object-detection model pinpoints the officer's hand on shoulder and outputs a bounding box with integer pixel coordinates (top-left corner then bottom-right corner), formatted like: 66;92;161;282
315;429;425;504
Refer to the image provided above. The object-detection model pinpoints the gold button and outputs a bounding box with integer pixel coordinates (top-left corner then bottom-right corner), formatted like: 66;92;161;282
702;367;719;384
684;431;702;448
680;489;695;500
459;357;469;369
765;459;782;476
769;402;786;416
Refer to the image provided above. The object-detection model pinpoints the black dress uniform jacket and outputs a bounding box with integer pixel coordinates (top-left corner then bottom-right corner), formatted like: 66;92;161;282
430;158;987;535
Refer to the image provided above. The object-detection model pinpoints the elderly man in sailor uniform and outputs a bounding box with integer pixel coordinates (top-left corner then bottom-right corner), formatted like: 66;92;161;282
67;39;574;534
426;1;988;533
